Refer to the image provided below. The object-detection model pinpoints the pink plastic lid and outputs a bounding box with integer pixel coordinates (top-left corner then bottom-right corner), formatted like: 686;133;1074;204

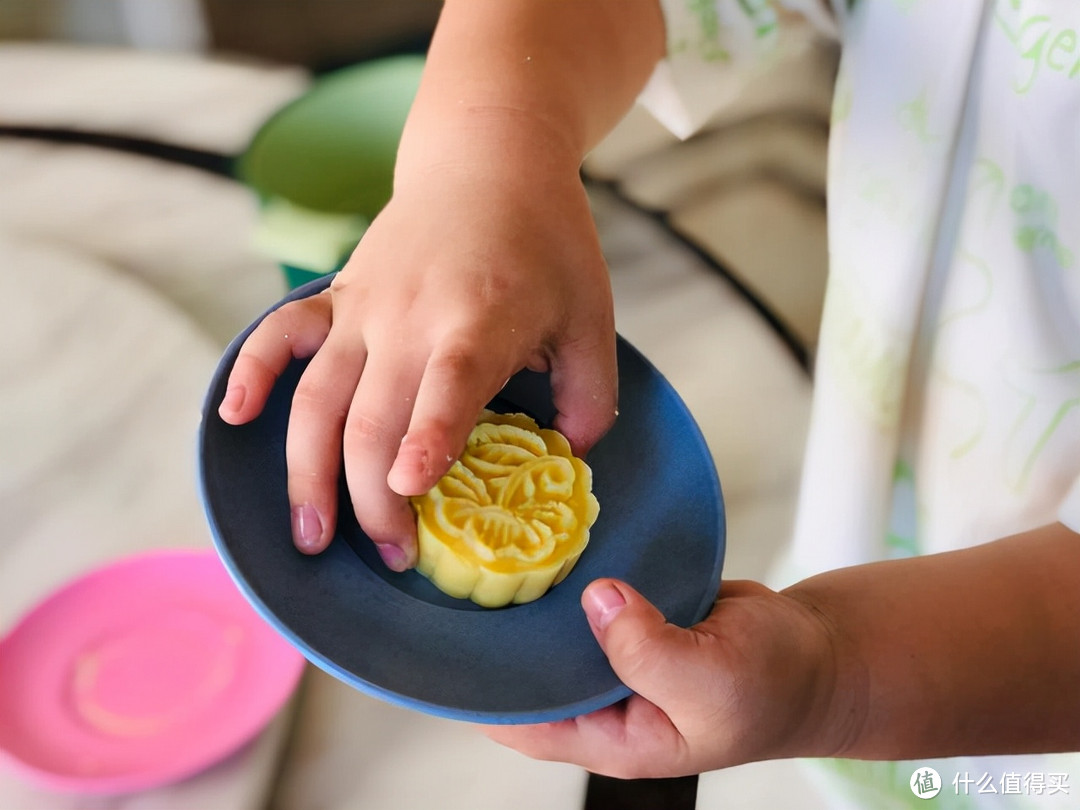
0;549;305;794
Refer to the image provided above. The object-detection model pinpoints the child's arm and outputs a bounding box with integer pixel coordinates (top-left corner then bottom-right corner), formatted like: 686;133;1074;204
219;1;665;566
486;522;1080;778
791;520;1080;761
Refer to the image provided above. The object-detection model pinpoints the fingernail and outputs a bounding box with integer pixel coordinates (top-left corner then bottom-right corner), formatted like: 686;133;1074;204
376;542;409;572
291;503;323;552
220;384;246;414
585;582;626;631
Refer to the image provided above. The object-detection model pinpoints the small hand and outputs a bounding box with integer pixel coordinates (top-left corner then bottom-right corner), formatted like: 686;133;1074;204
484;579;850;779
218;162;617;569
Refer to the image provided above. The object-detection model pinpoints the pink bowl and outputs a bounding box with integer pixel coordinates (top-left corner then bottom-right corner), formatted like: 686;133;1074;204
0;548;306;794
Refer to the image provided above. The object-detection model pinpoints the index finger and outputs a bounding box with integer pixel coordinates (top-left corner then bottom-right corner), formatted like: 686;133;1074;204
386;333;519;497
218;293;333;425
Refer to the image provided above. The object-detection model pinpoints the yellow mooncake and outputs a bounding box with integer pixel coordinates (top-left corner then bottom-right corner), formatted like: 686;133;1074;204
409;410;599;608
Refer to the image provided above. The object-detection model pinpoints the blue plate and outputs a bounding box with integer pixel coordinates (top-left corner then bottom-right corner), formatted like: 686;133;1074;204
199;275;725;724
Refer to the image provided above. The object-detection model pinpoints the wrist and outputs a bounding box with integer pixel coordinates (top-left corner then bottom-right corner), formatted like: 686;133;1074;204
391;0;663;188
394;102;584;194
779;584;869;760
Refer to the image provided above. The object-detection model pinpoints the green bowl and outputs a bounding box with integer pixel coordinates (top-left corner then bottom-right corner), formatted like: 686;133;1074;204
280;264;328;291
239;54;425;220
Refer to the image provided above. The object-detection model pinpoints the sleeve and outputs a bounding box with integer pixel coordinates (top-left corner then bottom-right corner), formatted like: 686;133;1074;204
638;0;841;139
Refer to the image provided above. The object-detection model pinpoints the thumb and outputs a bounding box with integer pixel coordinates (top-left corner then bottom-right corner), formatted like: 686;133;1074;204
582;579;698;709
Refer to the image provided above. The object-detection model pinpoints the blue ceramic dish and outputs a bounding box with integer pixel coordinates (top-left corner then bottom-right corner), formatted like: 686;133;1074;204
199;275;725;724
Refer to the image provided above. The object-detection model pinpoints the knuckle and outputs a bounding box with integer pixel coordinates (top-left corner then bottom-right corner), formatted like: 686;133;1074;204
289;385;349;422
429;331;516;392
264;300;308;333
430;343;484;382
617;635;666;684
286;468;336;491
329;273;368;302
476;271;521;305
328;273;352;294
344;411;395;450
252;297;332;354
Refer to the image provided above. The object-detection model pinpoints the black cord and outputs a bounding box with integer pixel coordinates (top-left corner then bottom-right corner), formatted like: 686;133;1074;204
585;773;699;810
0;125;235;177
587;174;812;376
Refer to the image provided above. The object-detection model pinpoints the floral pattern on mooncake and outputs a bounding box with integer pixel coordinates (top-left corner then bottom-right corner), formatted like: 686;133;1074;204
410;410;599;607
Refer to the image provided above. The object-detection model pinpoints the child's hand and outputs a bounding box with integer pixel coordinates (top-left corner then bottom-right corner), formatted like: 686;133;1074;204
217;160;617;569
489;526;1080;775
485;578;856;778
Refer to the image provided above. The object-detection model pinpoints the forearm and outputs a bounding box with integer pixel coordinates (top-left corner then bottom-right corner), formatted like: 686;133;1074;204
395;0;665;183
785;522;1080;760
